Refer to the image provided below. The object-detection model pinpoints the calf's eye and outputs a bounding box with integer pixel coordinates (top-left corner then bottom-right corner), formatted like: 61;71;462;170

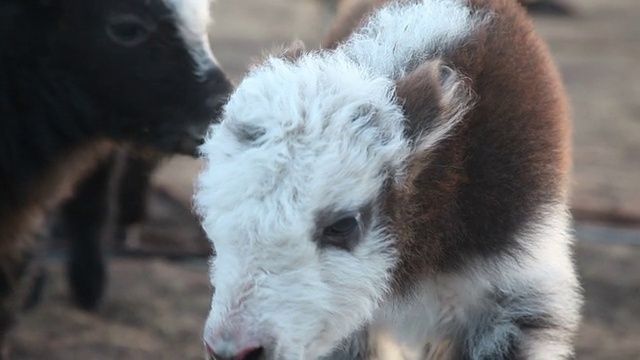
106;15;155;47
323;217;359;237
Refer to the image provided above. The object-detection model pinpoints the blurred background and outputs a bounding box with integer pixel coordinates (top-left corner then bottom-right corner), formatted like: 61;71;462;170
11;0;640;359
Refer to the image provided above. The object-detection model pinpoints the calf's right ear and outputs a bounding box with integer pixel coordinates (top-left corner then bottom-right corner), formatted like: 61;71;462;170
275;39;307;62
247;39;307;71
395;59;475;181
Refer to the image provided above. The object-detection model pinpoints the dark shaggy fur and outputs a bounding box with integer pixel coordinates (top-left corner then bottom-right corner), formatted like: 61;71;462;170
0;0;231;356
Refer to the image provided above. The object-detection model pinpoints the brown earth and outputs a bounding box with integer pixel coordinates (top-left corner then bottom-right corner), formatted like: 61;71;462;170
9;235;640;360
10;0;640;359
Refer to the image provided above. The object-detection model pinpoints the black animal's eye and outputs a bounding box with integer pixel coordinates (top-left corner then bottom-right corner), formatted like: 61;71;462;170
106;15;155;47
323;217;359;237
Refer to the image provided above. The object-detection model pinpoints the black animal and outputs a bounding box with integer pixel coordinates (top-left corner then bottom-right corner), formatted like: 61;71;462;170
0;0;231;356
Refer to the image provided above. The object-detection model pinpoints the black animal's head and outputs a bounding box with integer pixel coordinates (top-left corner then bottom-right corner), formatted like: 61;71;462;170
36;0;233;155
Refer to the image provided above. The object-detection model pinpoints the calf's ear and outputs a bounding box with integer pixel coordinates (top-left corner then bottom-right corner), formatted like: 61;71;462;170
247;39;307;71
395;59;475;182
275;39;307;62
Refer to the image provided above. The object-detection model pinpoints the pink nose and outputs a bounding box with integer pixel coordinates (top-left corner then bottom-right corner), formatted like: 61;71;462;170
206;343;264;360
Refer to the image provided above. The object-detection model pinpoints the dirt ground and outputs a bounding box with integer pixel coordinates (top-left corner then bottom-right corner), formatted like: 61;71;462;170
7;240;639;360
10;0;640;359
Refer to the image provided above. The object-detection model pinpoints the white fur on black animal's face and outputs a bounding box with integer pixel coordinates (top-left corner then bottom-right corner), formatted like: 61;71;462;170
195;53;411;359
162;0;221;77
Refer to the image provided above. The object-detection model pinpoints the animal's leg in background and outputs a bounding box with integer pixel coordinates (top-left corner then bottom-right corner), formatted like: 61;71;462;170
0;237;45;359
112;152;160;250
0;256;21;360
64;149;159;310
63;155;115;310
0;278;17;360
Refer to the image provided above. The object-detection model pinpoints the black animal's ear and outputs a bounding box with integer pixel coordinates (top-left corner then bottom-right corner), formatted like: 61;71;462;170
395;60;474;179
26;0;60;9
24;0;61;17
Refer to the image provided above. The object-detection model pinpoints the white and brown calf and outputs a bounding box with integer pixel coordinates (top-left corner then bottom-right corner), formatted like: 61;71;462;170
195;0;582;359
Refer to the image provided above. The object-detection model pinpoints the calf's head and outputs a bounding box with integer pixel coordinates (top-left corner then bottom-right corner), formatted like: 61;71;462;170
195;49;472;359
39;0;232;155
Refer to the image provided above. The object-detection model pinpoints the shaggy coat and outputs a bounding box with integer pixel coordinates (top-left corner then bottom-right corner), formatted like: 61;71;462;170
196;0;581;359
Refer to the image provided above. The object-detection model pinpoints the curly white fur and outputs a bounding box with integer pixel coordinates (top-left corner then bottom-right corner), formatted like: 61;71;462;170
195;1;484;358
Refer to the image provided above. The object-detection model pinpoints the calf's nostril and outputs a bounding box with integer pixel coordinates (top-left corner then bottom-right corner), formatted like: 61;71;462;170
207;345;264;360
242;347;264;360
